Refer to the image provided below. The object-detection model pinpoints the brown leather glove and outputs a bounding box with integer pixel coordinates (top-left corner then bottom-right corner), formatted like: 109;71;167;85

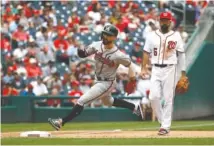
175;76;190;94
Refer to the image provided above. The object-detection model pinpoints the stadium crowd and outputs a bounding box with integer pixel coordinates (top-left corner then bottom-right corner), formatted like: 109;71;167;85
1;0;208;107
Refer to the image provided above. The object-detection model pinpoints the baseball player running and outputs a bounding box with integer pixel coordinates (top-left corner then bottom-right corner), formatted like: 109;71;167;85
140;12;188;135
48;24;143;130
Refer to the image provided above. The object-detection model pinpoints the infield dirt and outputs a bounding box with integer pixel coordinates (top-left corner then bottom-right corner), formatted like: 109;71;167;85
2;130;214;138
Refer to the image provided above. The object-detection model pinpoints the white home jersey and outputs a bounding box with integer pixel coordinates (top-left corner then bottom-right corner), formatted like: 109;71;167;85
144;29;184;65
84;41;131;80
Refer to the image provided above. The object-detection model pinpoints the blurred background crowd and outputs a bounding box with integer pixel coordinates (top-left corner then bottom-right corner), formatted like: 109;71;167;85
1;0;209;107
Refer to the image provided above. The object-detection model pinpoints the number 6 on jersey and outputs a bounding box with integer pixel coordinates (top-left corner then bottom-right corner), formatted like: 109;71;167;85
154;48;157;56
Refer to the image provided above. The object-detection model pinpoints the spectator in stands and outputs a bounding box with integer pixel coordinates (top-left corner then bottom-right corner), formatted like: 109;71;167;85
144;8;157;21
143;19;157;39
27;20;37;36
78;17;90;33
67;35;79;61
41;7;51;23
87;1;102;23
2;83;19;96
28;9;43;29
115;14;129;33
25;58;42;78
47;87;61;107
13;59;27;78
36;27;53;48
12;24;29;43
68;12;80;29
46;72;63;93
68;80;83;104
54;31;70;64
79;77;91;94
42;61;57;77
19;9;29;30
21;2;33;18
32;77;48;96
3;66;14;84
27;37;38;57
177;24;189;44
130;42;143;63
116;70;130;95
13;43;28;60
37;45;55;65
1;33;11;51
1;16;10;34
85;63;94;77
137;64;151;97
2;4;14;23
109;10;120;25
12;72;25;91
46;19;57;39
19;84;35;96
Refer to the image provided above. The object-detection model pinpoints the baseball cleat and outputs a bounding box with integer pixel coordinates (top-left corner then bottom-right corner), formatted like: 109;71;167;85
158;128;169;135
48;118;62;131
133;101;144;120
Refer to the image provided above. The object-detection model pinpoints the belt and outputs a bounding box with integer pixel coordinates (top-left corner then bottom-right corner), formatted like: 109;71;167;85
96;77;115;81
154;64;173;68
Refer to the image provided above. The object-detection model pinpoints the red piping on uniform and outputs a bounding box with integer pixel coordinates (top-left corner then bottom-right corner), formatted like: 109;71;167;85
155;31;162;64
98;43;104;75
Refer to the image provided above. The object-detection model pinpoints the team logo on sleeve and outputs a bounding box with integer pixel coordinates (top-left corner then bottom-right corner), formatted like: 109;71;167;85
167;41;177;50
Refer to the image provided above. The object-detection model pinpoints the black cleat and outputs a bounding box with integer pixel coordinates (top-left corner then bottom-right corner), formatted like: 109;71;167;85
133;101;144;120
48;118;62;131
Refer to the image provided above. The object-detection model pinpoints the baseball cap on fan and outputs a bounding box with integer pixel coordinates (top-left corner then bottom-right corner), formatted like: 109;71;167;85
160;12;172;20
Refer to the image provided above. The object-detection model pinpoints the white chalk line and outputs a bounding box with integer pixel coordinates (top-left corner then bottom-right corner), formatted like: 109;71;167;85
116;123;214;131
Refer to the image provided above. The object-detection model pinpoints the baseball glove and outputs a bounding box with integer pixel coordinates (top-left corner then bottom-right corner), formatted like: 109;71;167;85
125;77;137;95
175;76;190;94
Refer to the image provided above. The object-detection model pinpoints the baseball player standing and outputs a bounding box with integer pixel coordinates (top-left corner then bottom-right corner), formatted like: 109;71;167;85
140;12;188;135
48;24;143;130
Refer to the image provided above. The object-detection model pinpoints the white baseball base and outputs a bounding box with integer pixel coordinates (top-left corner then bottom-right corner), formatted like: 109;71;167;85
20;131;51;138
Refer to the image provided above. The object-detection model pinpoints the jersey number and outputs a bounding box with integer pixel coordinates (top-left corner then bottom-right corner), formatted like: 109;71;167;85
154;48;157;56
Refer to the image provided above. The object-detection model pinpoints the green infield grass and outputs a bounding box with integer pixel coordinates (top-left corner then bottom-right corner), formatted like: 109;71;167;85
1;121;214;145
2;121;214;132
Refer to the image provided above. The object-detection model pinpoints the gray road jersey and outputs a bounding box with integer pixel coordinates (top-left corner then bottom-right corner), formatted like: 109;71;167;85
84;41;131;80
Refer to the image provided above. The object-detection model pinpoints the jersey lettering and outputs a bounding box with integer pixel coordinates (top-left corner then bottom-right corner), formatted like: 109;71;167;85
167;41;177;50
95;52;115;67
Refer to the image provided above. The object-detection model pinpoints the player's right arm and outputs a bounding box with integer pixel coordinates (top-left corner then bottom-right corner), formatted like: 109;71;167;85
141;36;152;79
78;42;97;58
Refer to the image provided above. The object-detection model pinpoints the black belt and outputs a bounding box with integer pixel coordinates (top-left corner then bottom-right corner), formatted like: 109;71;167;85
154;64;173;68
96;77;114;81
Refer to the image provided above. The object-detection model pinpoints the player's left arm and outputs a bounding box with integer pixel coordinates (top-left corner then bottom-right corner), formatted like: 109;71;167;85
176;32;187;77
117;53;136;79
78;42;96;58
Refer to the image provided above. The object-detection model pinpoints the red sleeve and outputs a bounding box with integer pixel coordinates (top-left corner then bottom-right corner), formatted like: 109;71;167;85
2;88;9;96
108;0;116;8
54;40;59;50
12;31;18;39
63;40;69;50
12;89;19;96
37;66;42;76
87;5;93;12
68;91;74;96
